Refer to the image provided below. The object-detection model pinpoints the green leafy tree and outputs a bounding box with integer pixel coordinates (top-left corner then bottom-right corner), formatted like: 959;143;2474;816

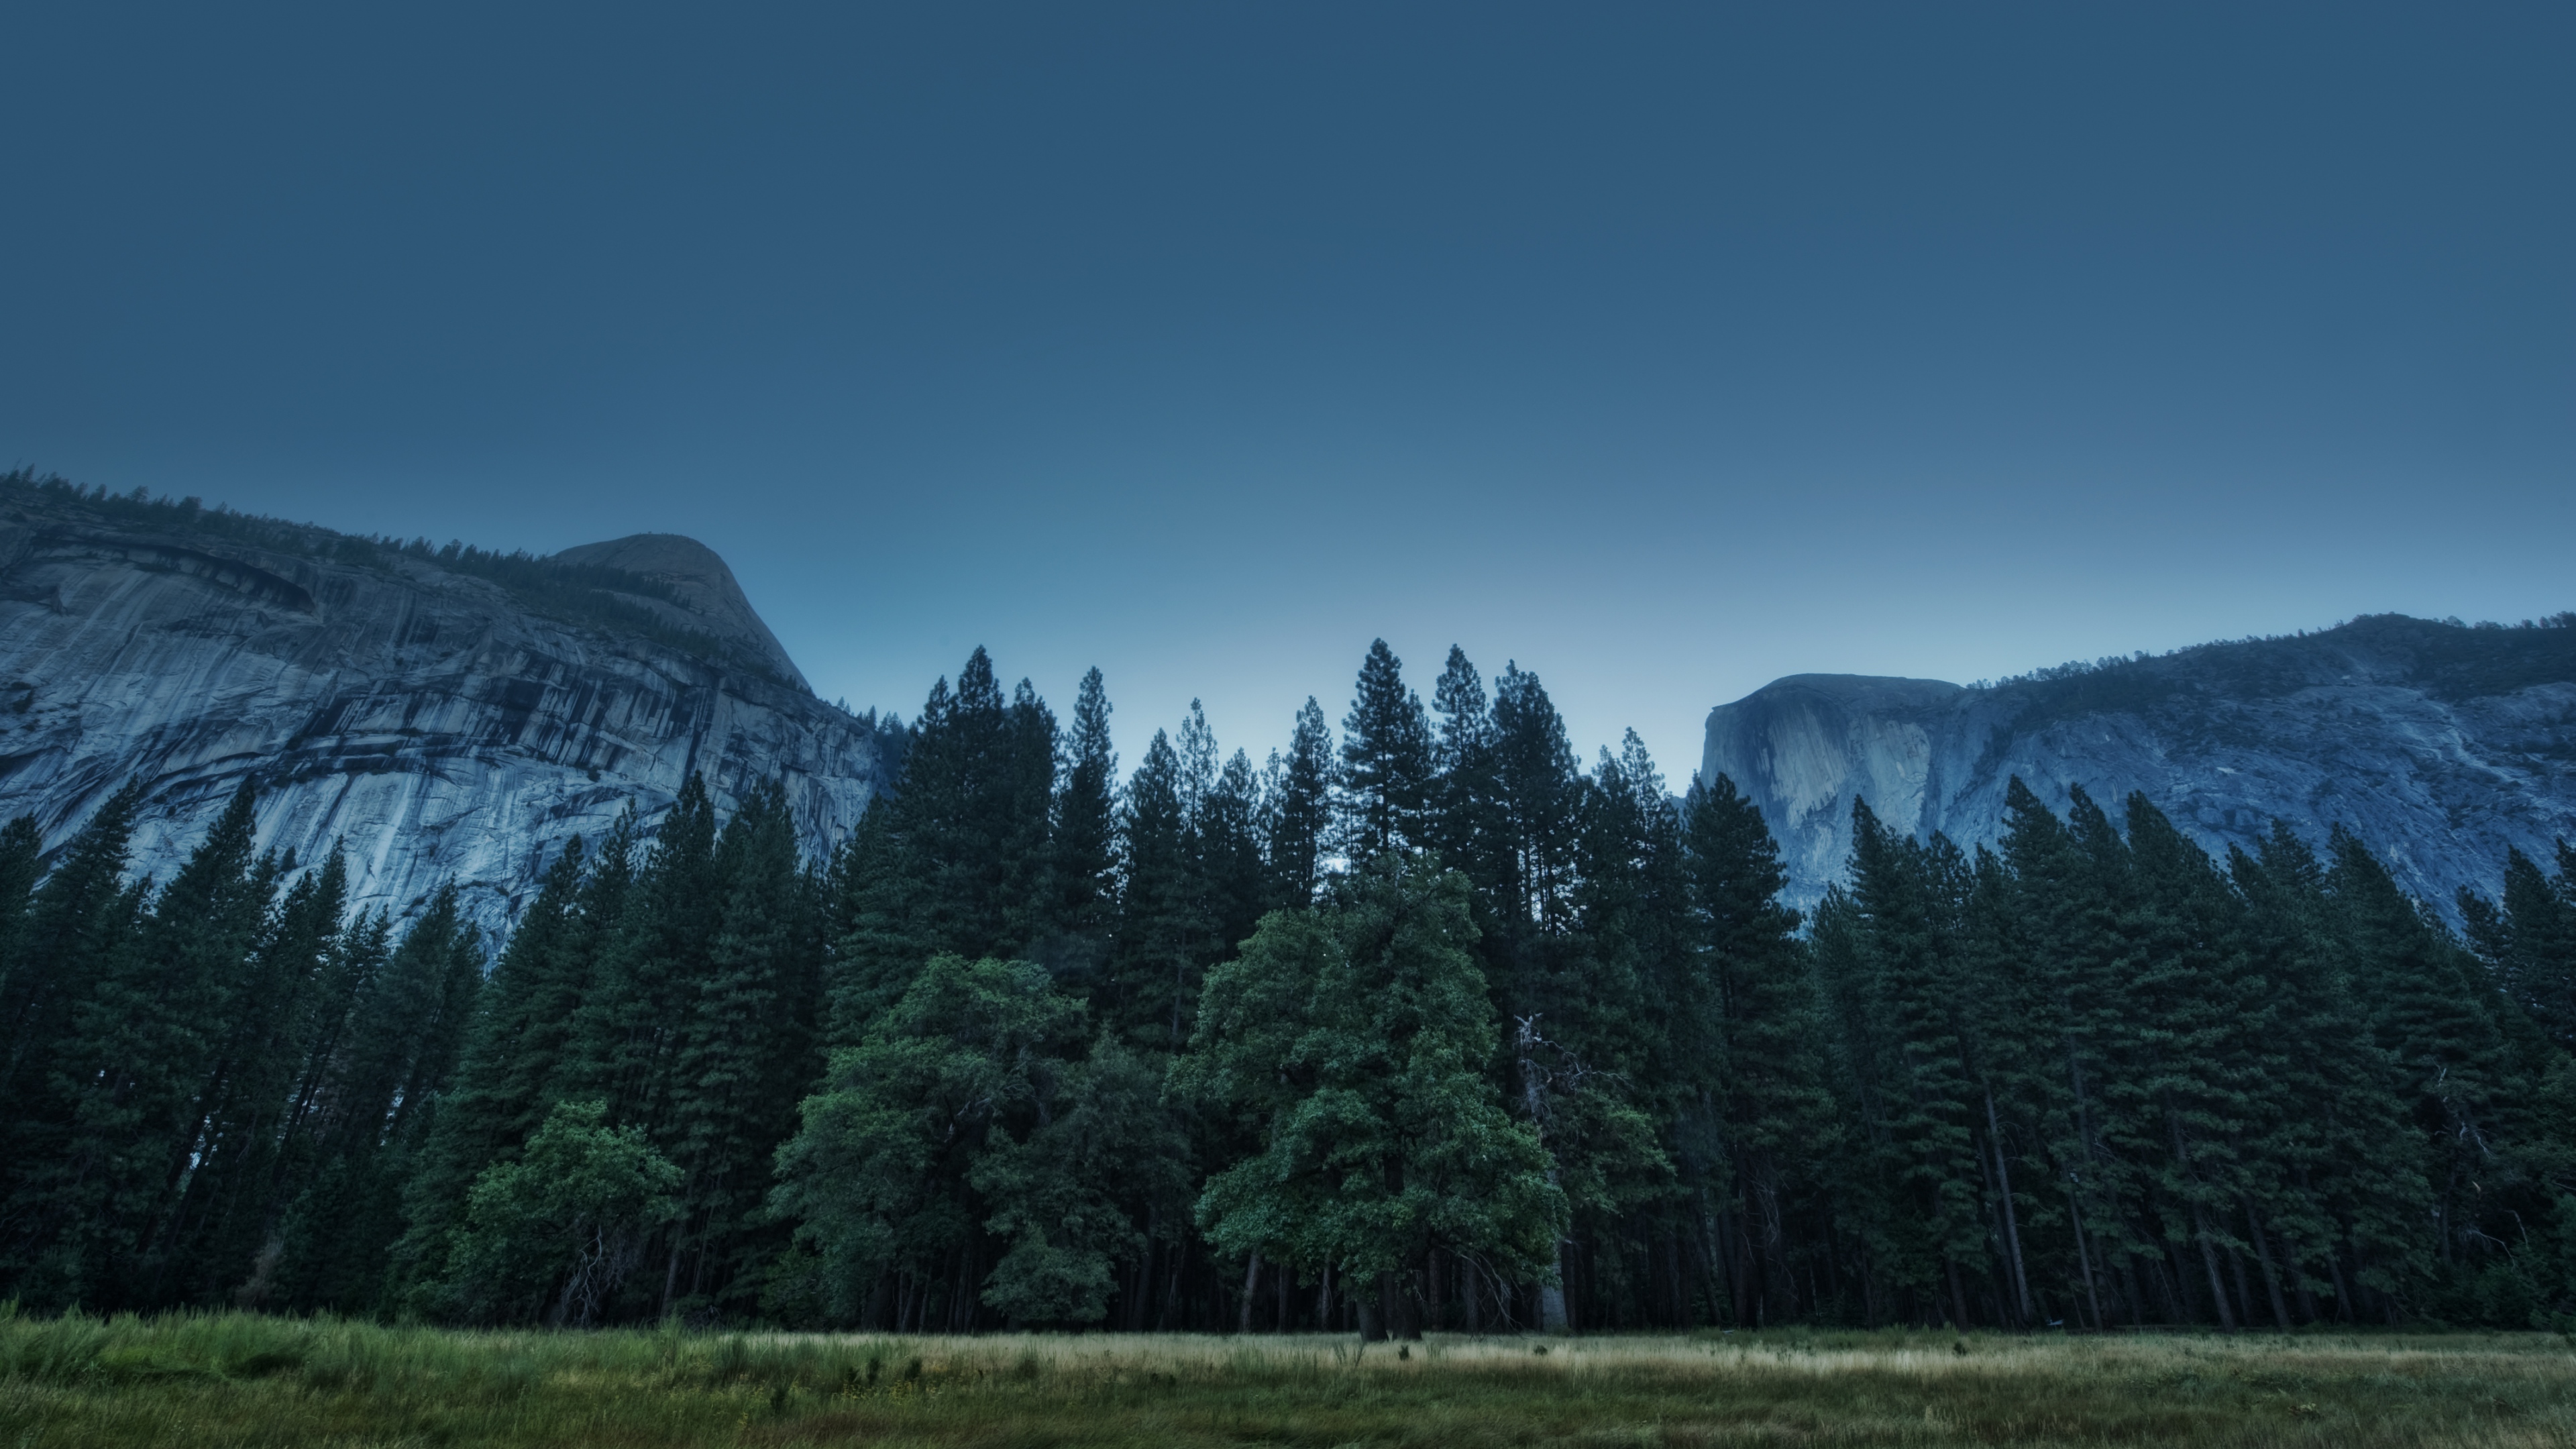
772;955;1102;1329
445;1099;683;1326
1181;855;1564;1339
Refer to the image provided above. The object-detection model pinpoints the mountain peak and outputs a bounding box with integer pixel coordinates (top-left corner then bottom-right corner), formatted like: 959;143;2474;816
551;533;809;690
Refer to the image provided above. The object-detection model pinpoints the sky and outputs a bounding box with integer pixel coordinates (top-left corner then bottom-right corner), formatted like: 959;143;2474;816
3;3;2569;779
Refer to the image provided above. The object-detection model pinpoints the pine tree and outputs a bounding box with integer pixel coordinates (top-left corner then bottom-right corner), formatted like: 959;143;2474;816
1265;698;1335;908
1110;731;1203;1049
1681;771;1835;1326
1197;749;1270;963
270;886;482;1311
123;782;277;1302
661;780;825;1315
1428;647;1499;879
1841;799;1986;1328
832;649;1062;1024
565;775;722;1144
0;814;40;1021
0;780;159;1307
394;829;622;1305
178;849;352;1308
1485;665;1584;934
2326;827;2509;1297
2461;844;2576;1052
2227;824;2425;1326
1334;641;1434;862
1045;666;1119;983
2118;794;2275;1330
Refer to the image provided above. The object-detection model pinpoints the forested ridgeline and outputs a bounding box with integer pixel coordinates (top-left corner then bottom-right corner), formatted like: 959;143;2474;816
2;641;2572;1336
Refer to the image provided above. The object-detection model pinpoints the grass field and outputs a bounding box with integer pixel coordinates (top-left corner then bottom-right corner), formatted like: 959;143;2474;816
3;1310;2572;1448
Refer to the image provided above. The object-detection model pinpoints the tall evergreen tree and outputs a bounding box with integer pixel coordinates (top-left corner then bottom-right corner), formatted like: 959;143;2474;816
2461;844;2576;1053
1681;772;1835;1326
1110;731;1203;1049
661;780;825;1315
1334;641;1434;862
0;780;160;1307
1265;698;1335;908
270;886;482;1312
1046;666;1119;975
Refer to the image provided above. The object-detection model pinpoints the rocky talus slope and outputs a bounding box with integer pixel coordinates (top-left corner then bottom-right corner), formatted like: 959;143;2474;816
0;483;890;933
1701;614;2576;916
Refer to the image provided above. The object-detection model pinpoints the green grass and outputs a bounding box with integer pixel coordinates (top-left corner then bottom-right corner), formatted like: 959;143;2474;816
4;1311;2572;1448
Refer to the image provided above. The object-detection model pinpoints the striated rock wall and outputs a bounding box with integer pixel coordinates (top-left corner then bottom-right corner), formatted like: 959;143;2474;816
0;494;889;936
1700;615;2576;917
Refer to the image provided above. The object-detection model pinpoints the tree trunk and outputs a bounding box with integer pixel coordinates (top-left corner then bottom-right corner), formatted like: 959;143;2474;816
2192;1210;2237;1331
1238;1252;1260;1334
2243;1201;2293;1330
2065;1183;2104;1330
1984;1093;2034;1323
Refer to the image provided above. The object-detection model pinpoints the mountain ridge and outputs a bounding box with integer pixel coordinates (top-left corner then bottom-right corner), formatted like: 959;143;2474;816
1700;612;2576;917
0;474;890;933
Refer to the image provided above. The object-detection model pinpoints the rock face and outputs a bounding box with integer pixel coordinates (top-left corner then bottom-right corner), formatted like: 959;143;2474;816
0;484;891;935
1700;615;2576;917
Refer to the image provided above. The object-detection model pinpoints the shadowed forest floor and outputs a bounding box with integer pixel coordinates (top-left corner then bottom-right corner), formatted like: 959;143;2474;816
4;1313;2573;1447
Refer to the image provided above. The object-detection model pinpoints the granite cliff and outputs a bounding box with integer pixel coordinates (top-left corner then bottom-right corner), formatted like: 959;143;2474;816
0;478;892;934
1701;614;2576;916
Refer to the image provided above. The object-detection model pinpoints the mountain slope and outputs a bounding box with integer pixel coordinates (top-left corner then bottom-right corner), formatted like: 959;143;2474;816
0;478;890;932
1700;614;2576;915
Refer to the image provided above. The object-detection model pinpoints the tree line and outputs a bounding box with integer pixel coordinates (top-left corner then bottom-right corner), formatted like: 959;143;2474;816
2;640;2571;1334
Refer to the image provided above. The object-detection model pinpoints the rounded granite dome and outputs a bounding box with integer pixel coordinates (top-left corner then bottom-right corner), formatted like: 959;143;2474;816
550;533;810;691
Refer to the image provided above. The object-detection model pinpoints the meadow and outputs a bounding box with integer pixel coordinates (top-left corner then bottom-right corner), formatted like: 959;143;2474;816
4;1311;2573;1448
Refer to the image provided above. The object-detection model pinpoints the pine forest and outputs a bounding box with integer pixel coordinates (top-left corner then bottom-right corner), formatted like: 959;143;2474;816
4;641;2573;1338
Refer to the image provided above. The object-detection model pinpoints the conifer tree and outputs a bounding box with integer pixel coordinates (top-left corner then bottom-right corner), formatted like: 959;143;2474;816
123;782;278;1297
1197;749;1269;963
1681;772;1835;1325
0;780;156;1306
2327;828;2509;1293
2227;824;2425;1326
831;649;1062;1029
662;780;824;1314
2461;844;2576;1052
1334;642;1434;861
395;832;612;1303
0;814;40;1024
1046;667;1119;975
270;886;482;1311
1428;647;1499;879
1265;698;1335;908
1841;800;1986;1328
1110;731;1203;1048
175;850;351;1308
565;775;722;1142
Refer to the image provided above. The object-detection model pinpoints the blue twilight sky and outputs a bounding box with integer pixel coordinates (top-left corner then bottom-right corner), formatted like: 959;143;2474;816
3;3;2569;778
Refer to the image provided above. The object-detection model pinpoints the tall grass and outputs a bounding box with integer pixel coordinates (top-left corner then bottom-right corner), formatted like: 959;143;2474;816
3;1307;2571;1447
